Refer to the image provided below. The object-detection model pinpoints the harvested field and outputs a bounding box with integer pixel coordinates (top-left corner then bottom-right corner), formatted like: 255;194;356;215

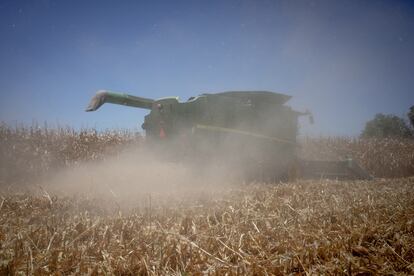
1;179;414;274
1;124;414;274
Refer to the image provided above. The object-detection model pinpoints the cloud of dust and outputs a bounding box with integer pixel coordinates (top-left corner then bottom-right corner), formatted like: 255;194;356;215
37;111;295;211
39;143;240;211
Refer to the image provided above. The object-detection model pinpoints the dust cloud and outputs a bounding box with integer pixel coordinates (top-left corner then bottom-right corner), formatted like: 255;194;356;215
37;144;241;212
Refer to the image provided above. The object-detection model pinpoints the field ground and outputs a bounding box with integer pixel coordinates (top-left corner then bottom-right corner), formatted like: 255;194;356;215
1;125;414;274
1;178;413;275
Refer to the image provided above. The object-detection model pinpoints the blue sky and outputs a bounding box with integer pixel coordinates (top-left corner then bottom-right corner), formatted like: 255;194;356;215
0;0;413;136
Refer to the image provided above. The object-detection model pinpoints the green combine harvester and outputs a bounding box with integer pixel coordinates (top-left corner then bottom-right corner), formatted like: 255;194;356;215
86;90;371;181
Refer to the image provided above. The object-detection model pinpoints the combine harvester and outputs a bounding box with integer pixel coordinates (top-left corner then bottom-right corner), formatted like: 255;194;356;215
86;90;371;181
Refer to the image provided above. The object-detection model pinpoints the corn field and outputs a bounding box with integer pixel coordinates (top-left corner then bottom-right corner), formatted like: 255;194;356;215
0;124;141;185
1;124;414;274
299;136;414;178
1;124;413;184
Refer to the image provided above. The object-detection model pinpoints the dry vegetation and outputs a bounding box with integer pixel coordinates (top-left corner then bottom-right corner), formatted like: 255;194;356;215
1;124;414;275
0;123;141;186
299;136;414;178
1;179;413;275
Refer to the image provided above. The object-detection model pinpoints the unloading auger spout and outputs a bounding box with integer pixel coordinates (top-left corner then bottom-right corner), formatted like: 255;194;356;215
86;90;154;112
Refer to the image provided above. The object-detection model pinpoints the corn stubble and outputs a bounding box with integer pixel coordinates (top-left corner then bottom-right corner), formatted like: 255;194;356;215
1;124;414;275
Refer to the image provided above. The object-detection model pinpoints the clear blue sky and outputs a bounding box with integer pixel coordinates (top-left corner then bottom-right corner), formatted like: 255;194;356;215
1;0;413;136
